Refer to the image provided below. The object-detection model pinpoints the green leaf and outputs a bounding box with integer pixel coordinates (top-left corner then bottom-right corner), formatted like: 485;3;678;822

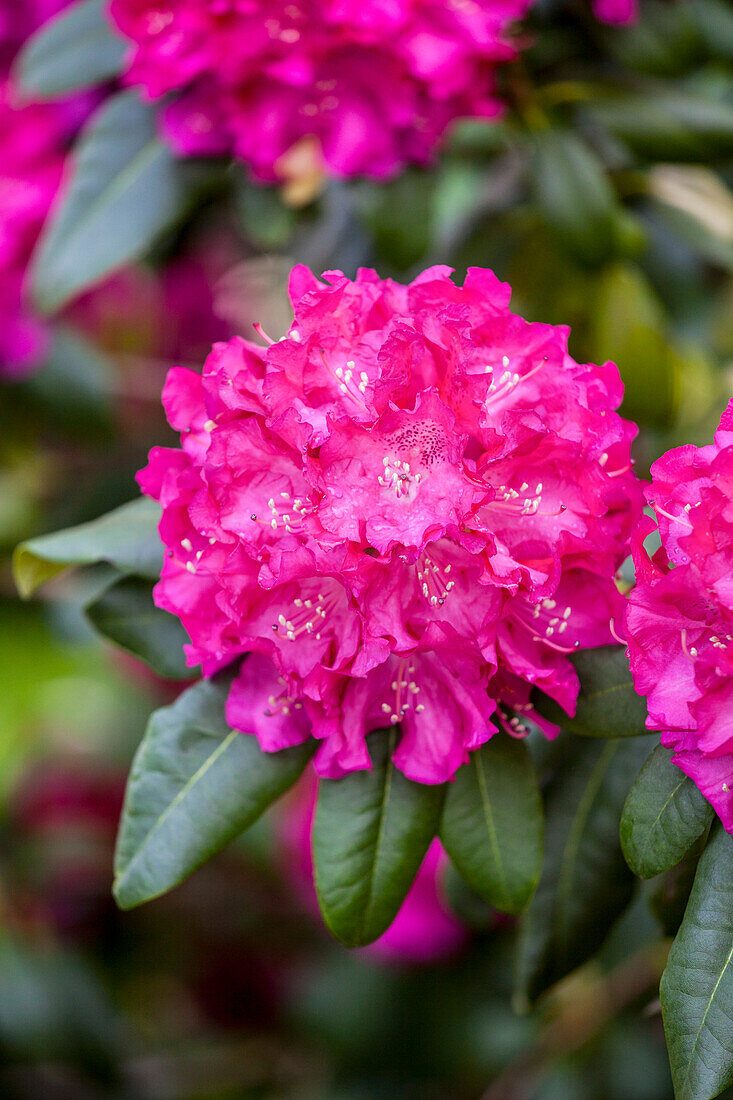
16;0;126;100
592;263;677;429
440;735;543;914
588;93;733;163
32;91;191;313
23;326;113;438
114;676;313;908
533;645;649;739
532;130;618;266
13;497;162;598
515;734;655;1005
85;575;193;680
312;728;444;947
661;824;733;1100
649;837;708;938
621;745;713;879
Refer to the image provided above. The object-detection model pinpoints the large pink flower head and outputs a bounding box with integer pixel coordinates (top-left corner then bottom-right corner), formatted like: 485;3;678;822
625;402;733;832
138;264;642;784
107;0;530;182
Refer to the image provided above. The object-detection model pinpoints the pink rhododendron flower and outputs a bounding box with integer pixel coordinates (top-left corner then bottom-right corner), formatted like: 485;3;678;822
107;0;530;182
0;82;69;378
278;769;466;963
592;0;637;23
625;401;733;832
0;0;97;379
138;264;643;784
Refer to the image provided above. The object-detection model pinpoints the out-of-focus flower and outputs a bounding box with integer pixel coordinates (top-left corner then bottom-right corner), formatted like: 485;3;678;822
279;770;466;963
626;402;733;832
0;0;72;69
139;264;642;785
108;0;530;183
0;82;68;378
592;0;638;24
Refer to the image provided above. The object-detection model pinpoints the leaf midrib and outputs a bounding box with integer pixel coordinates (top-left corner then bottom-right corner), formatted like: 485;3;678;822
476;750;509;910
554;742;618;963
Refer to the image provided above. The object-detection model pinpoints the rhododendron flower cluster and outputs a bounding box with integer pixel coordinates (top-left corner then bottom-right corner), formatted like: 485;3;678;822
139;264;642;784
626;402;733;832
108;0;530;182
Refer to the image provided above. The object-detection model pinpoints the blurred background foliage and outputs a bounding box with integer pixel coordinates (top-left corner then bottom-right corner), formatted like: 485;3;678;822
1;0;733;1095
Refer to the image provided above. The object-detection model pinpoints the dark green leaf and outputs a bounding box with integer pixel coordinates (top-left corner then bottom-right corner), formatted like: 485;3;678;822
592;263;677;428
649;836;708;938
114;677;313;908
588;94;733;163
13;497;162;598
440;735;543;914
312;728;444;947
32;92;191;313
533;645;649;739
532;130;617;266
16;0;126;100
661;824;733;1100
85;575;193;680
515;734;655;1005
621;745;713;879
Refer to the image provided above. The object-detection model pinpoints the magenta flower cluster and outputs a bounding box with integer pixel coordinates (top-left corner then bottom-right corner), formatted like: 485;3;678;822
0;0;85;378
626;403;733;833
138;264;642;784
0;85;70;378
108;0;531;181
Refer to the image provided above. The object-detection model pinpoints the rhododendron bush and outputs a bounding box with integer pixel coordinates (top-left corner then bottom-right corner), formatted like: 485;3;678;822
6;0;733;1097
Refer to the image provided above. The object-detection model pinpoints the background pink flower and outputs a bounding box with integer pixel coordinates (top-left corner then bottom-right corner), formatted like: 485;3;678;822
107;0;531;182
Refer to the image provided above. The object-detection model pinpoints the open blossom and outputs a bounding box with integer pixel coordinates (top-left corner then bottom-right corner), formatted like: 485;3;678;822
625;402;733;832
108;0;530;182
138;264;642;784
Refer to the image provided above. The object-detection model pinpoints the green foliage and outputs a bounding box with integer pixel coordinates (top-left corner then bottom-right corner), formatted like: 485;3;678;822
532;130;618;266
661;825;733;1100
621;745;713;880
16;0;125;99
13;497;162;597
312;728;444;947
515;735;655;1005
440;735;543;914
533;646;649;739
114;676;313;908
32;92;195;313
85;575;193;680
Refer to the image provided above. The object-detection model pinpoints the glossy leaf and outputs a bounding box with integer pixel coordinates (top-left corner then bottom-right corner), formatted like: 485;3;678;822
440;735;543;914
32;92;191;313
13;497;162;598
515;735;655;1005
312;729;444;947
16;0;126;99
85;575;193;680
532;130;617;266
533;645;648;739
661;824;733;1100
621;745;713;879
114;677;313;908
